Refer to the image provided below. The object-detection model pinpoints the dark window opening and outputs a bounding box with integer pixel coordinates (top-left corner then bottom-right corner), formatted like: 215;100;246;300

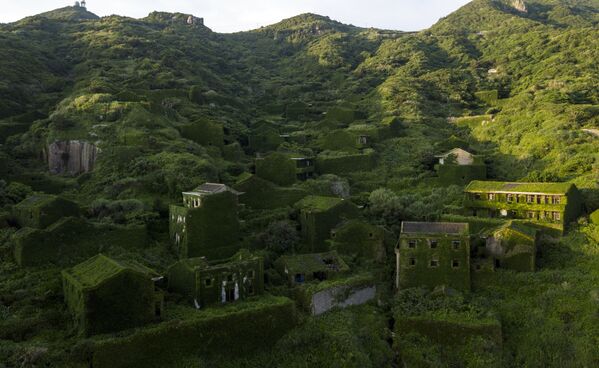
429;240;438;249
369;232;374;238
155;302;162;317
408;258;416;266
430;259;439;268
248;284;254;295
227;274;234;282
294;273;305;283
226;288;235;302
495;259;501;268
475;264;482;270
452;240;461;249
204;278;212;287
408;240;417;248
248;270;255;278
313;271;327;281
452;260;460;268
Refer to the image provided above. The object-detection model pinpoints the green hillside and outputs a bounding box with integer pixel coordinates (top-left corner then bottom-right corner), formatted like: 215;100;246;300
0;0;598;366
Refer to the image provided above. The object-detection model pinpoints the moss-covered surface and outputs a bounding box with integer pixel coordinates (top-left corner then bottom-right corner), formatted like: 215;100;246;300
255;152;297;186
329;220;386;261
62;254;159;336
168;249;264;307
13;194;80;229
89;295;298;368
233;174;307;210
13;217;149;267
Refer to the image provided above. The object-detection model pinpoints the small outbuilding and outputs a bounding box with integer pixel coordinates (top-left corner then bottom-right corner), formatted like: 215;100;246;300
13;194;80;229
275;250;350;286
62;254;163;336
485;221;537;272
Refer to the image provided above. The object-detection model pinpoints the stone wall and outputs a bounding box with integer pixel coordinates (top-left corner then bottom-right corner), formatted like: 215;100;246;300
47;140;98;175
311;285;376;315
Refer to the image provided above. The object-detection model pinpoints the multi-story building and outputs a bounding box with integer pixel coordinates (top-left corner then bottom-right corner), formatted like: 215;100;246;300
464;181;582;232
169;183;241;260
395;222;470;291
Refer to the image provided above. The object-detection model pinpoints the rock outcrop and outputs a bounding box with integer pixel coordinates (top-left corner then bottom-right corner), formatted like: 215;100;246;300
512;0;527;13
47;140;98;175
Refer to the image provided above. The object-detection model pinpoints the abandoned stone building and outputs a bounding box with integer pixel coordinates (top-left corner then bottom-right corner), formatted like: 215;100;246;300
295;195;359;253
464;181;583;232
169;183;241;260
62;254;163;336
255;152;315;185
329;220;387;262
13;194;80;229
276;250;350;286
435;148;486;186
396;222;471;291
484;221;538;272
168;249;264;308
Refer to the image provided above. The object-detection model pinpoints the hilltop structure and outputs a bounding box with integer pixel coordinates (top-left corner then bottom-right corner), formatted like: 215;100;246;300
464;181;582;233
169;183;241;259
168;249;264;308
395;222;470;291
62;254;163;336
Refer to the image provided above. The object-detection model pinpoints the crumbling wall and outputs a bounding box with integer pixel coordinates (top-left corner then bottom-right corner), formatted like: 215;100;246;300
311;285;376;315
47;140;98;175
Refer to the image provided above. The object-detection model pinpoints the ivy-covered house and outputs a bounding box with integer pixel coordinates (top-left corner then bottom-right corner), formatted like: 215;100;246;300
435;148;486;186
255;153;315;186
295;195;359;253
396;222;471;291
485;221;538;272
13;194;80;229
179;118;224;148
329;220;387;262
62;254;163;336
168;249;264;308
464;181;583;233
233;173;307;210
275;250;350;286
169;183;241;260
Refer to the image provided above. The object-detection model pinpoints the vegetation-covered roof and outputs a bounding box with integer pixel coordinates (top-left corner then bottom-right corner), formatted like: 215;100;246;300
63;254;156;290
14;194;58;209
401;222;469;235
278;251;349;274
295;195;345;212
465;181;574;194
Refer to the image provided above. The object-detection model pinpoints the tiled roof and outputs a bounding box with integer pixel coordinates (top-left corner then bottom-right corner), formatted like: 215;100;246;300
465;181;573;194
401;221;469;235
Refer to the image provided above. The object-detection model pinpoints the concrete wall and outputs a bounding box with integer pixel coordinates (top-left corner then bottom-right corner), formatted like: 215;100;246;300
311;285;376;315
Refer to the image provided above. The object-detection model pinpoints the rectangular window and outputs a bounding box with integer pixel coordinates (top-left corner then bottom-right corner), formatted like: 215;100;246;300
488;193;496;201
248;284;254;295
204;278;213;287
408;258;416;267
507;194;514;203
248;270;255;278
452;240;461;249
430;259;439;268
408;240;417;249
429;240;438;249
553;212;561;221
527;195;534;203
553;196;561;204
227;274;234;282
475;193;482;200
452;260;460;268
527;211;536;219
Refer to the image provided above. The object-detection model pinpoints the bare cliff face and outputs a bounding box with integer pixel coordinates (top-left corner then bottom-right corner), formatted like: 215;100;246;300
511;0;528;13
46;140;98;176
